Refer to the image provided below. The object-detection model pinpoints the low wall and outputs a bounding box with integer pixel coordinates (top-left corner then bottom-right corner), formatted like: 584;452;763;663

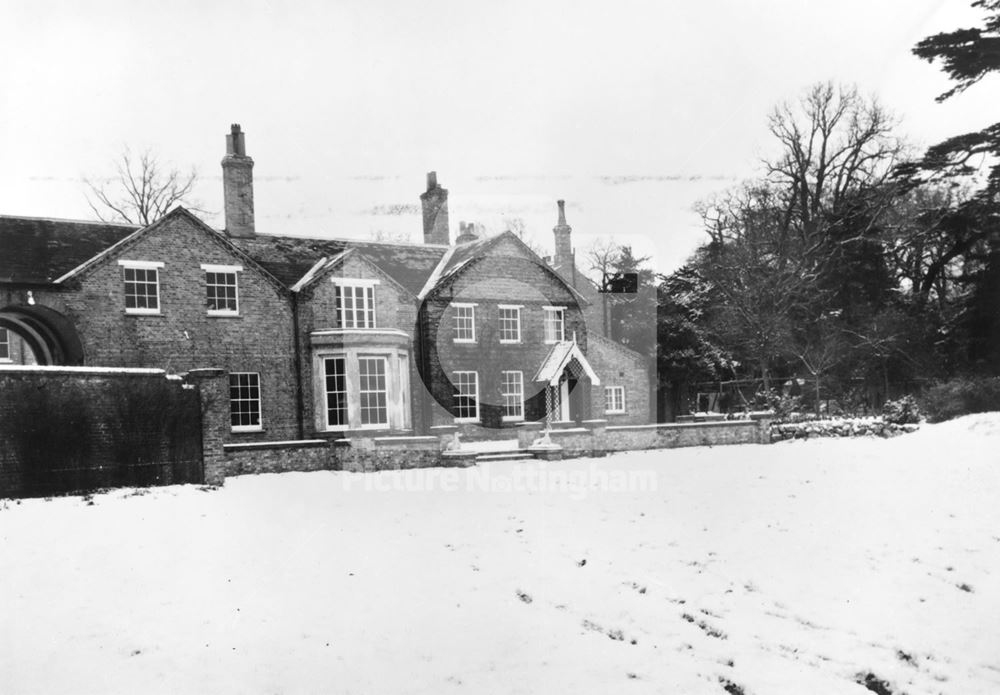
222;439;335;476
0;366;203;498
211;420;773;481
221;435;441;477
605;420;765;450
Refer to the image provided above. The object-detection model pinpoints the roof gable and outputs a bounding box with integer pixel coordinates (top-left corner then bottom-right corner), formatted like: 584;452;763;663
533;340;601;385
54;207;288;295
295;248;412;298
229;234;447;295
424;231;591;305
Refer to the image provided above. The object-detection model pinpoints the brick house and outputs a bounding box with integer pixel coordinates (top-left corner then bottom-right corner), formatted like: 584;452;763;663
0;125;651;443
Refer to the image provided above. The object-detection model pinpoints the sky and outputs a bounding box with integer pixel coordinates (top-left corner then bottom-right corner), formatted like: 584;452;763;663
0;0;995;275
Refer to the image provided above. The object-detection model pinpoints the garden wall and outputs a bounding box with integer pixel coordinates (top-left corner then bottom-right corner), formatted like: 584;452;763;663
0;366;204;497
221;435;441;477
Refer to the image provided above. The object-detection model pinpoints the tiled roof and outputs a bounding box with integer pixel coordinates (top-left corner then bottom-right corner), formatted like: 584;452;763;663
230;234;447;295
436;234;497;278
0;216;139;284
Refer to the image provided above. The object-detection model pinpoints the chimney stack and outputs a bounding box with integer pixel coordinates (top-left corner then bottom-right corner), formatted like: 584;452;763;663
552;199;573;270
455;221;479;245
222;123;255;238
419;171;449;245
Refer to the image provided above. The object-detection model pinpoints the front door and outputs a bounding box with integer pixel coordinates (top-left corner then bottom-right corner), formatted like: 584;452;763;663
567;376;583;422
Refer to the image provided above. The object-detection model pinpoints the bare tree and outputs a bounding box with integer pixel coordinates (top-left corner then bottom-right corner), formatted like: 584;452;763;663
691;84;906;392
585;237;621;336
694;183;817;391
502;216;545;255
765;82;905;248
85;147;206;226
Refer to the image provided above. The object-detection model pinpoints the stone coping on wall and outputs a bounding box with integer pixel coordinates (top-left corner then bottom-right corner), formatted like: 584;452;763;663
0;365;168;376
371;436;439;446
223;439;328;452
607;420;761;432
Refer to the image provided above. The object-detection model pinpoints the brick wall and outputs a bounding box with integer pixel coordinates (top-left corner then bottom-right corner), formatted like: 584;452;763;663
602;420;767;450
6;212;299;442
203;418;771;483
0;367;203;497
418;245;587;431
588;334;652;425
220;435;440;476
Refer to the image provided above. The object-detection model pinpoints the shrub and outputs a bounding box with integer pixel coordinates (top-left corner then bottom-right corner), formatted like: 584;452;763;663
919;376;1000;423
882;395;921;425
765;392;803;421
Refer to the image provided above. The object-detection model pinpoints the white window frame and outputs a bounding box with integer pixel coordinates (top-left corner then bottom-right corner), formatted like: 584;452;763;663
332;278;379;329
498;304;522;344
452;303;477;343
501;370;525;422
0;327;10;362
201;263;242;316
357;356;389;429
323;355;349;431
605;385;626;414
453;371;480;423
543;306;566;344
119;260;164;315
229;372;264;432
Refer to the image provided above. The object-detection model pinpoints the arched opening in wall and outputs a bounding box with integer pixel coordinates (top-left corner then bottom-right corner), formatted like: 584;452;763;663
0;305;84;366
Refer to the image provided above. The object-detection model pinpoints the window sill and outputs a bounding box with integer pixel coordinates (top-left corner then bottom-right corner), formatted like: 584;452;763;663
207;311;241;318
231;426;264;433
502;415;525;423
453;339;477;344
454;417;480;424
499;340;521;345
124;309;162;316
605;411;626;416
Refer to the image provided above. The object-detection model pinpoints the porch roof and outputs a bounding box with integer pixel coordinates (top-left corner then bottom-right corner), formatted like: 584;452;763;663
532;341;601;386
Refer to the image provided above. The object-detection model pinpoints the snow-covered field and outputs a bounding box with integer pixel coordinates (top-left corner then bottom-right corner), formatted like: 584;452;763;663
2;416;999;694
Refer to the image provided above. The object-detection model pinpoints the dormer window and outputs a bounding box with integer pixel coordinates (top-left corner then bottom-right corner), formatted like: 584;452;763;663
543;306;565;343
333;279;378;329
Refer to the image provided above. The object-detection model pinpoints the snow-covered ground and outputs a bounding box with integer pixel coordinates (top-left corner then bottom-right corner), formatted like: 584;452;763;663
2;416;999;694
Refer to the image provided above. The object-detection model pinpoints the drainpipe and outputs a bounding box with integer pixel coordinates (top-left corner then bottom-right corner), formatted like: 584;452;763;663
291;293;305;439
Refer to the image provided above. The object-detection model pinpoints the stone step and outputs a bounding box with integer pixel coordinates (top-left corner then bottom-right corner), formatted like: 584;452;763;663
476;452;534;462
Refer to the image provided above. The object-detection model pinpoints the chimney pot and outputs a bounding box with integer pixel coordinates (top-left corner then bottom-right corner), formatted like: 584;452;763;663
427;171;438;191
455;220;478;245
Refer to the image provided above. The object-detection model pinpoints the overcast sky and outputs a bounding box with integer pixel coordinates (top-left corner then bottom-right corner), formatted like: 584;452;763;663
0;0;994;274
